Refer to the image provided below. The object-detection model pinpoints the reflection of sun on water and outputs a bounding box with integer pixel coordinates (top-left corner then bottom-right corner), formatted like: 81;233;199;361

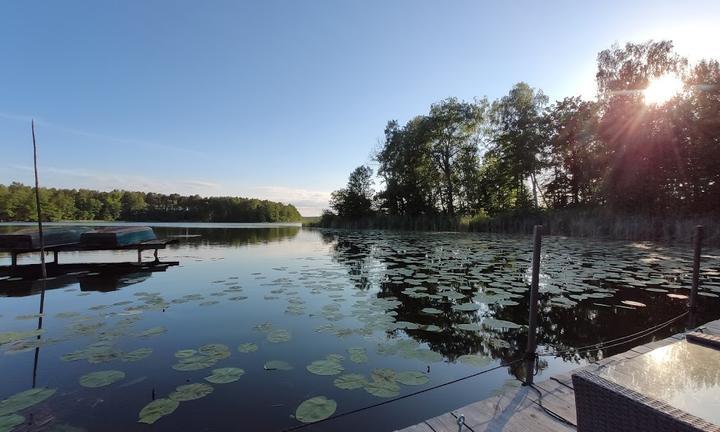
643;74;684;105
649;344;673;364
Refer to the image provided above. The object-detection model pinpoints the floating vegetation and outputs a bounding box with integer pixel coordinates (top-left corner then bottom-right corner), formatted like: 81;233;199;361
347;347;368;364
396;371;429;386
364;379;400;398
420;307;442;315
0;388;56;416
61;342;122;364
237;343;258;353
79;370;126;388
138;399;179;424
266;329;291;343
174;349;197;358
306;356;344;376
136;327;166;338
199;344;231;360
333;374;367;390
0;330;44;346
0;414;24;432
457;354;492;367
294;396;337;423
205;367;245;384
122;348;153;362
264;360;294;371
621;300;647;308
169;383;214;402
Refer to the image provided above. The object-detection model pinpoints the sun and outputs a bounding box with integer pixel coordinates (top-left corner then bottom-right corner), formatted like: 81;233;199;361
643;74;684;105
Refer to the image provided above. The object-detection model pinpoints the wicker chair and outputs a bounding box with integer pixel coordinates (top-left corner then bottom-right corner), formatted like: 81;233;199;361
572;369;720;432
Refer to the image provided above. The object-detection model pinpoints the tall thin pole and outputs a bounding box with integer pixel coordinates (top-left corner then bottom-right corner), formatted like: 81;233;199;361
31;120;47;388
688;225;703;329
524;225;542;385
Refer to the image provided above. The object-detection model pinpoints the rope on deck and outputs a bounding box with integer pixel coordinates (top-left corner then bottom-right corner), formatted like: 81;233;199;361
281;357;525;432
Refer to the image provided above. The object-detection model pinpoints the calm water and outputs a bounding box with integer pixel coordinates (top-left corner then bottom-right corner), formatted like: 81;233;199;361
1;224;719;431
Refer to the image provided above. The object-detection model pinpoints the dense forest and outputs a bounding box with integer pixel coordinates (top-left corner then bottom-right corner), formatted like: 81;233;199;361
0;183;302;223
321;41;720;240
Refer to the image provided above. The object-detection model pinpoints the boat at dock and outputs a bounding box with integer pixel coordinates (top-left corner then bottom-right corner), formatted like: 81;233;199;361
0;226;90;250
80;226;157;247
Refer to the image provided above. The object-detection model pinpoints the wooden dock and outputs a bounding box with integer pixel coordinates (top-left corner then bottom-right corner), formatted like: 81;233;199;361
397;318;720;432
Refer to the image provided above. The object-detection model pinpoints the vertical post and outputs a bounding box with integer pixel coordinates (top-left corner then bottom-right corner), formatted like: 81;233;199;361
137;249;142;264
525;225;542;385
688;225;703;316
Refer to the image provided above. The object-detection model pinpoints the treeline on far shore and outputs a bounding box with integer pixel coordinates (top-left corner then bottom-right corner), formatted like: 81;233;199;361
309;209;719;246
0;183;302;223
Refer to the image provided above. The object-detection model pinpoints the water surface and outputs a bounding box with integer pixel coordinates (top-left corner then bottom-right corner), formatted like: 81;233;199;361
1;224;719;431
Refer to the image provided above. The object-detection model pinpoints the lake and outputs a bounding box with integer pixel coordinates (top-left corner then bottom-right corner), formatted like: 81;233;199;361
1;224;719;431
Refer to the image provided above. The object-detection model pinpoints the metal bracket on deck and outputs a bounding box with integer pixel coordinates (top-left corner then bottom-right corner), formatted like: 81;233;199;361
456;414;465;432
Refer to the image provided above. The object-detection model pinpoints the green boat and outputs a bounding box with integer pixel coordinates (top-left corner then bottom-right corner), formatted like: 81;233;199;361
80;226;157;247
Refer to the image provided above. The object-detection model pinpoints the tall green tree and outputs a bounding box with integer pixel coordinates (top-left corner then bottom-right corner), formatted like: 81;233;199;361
329;165;375;219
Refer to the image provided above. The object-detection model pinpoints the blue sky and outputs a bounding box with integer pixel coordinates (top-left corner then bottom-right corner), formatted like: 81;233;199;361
2;1;719;215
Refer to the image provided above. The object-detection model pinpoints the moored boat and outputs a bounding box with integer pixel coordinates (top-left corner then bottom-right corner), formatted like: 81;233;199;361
0;226;90;250
80;226;157;247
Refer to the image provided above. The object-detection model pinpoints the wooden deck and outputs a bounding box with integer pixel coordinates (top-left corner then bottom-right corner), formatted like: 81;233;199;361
397;318;720;432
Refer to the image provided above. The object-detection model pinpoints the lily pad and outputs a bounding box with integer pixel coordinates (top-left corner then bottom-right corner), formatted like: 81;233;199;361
294;396;337;423
174;349;197;358
0;414;24;432
0;330;44;346
264;360;294;371
306;358;344;376
333;374;367;390
266;329;291;343
420;307;442;315
138;398;179;424
199;344;231;360
168;383;214;402
621;300;646;307
122;348;153;362
204;367;245;384
237;343;258;353
396;371;429;386
136;327;166;338
0;388;56;416
347;347;368;364
364;379;400;398
172;355;217;371
79;370;126;388
457;354;492;367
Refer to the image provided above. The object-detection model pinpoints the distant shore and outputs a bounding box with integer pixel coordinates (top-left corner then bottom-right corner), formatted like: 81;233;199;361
306;209;719;246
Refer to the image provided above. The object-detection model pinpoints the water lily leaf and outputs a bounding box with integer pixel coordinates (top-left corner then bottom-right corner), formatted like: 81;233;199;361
169;383;214;402
452;303;481;312
347;347;368;364
79;370;126;388
266;329;291;343
199;344;231;360
333;374;367;390
295;396;337;423
264;360;293;371
482;318;522;330
621;300;646;307
205;367;245;384
364;379;400;398
137;398;178;424
122;348;153;362
458;354;492;367
420;307;442;315
136;327;166;338
306;359;344;376
172;355;217;371
396;371;429;386
370;368;397;382
0;330;44;346
0;388;56;416
174;349;197;358
237;343;258;353
0;414;24;432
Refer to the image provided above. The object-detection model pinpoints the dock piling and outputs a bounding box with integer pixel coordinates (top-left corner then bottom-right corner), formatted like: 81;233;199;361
688;225;703;328
524;225;542;385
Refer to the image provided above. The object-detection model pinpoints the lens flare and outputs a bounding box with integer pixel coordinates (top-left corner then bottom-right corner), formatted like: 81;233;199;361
643;74;684;105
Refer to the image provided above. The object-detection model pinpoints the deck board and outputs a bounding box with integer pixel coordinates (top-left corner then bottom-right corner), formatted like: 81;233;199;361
396;318;720;432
